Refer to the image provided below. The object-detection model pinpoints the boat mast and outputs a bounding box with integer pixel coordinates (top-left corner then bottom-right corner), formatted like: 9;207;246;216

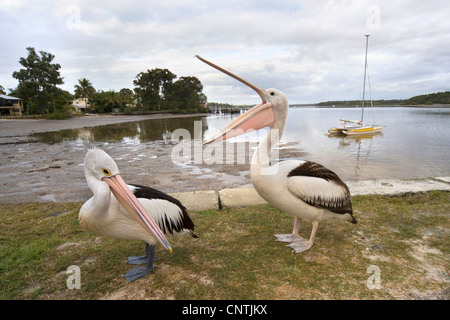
361;34;369;125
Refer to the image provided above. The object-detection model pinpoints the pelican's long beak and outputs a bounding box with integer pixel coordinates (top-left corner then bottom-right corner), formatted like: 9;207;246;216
196;55;275;144
103;174;172;253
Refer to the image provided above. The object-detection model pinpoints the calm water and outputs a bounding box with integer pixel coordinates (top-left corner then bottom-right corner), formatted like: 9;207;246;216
33;107;450;181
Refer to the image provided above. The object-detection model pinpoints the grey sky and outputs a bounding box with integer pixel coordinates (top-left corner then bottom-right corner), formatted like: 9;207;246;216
1;0;449;104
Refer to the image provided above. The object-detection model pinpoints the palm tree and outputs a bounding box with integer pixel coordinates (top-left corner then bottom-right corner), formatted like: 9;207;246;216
74;78;96;111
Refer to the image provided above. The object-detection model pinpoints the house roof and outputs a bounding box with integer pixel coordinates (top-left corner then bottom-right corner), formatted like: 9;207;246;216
0;94;22;100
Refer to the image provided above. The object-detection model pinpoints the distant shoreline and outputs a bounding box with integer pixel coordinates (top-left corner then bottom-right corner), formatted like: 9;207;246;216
291;104;450;108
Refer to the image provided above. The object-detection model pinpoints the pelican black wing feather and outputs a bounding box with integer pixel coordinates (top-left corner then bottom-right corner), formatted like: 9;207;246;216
131;184;198;237
287;161;355;221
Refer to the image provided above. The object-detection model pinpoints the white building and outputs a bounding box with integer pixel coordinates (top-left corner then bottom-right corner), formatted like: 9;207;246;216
71;98;90;113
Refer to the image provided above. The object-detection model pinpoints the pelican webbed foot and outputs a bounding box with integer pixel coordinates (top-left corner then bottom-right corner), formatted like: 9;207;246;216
124;265;156;282
276;221;318;253
287;237;313;253
124;244;156;282
275;234;314;253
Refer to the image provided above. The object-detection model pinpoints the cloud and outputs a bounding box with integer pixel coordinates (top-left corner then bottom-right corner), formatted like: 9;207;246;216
1;0;449;104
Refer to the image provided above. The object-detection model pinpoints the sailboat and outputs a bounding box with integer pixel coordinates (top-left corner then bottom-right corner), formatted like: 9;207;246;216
328;35;384;136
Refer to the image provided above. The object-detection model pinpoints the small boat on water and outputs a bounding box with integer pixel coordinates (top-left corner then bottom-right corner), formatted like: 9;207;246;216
343;123;384;136
328;35;384;136
327;119;362;136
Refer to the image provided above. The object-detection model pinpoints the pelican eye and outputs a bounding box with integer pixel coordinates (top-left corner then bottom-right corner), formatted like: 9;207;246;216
102;168;111;176
270;92;275;96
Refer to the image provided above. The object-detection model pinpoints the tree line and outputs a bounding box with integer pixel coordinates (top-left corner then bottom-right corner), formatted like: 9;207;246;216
316;91;450;107
316;99;405;107
404;91;450;105
2;47;208;117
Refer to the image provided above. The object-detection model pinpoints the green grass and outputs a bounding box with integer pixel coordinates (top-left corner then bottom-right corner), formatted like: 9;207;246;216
0;191;448;300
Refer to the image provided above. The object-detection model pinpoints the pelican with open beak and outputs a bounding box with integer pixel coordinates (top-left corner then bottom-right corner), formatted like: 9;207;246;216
79;148;197;281
197;55;356;253
196;55;280;145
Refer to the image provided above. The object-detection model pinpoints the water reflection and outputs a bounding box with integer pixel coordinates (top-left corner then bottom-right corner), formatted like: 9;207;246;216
29;107;450;181
327;133;383;179
33;116;207;144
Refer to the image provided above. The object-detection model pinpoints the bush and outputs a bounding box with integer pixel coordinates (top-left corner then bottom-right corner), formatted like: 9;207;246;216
46;111;70;120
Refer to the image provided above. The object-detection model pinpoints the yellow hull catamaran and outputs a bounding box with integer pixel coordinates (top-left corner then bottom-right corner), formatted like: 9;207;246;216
328;35;384;136
343;124;384;135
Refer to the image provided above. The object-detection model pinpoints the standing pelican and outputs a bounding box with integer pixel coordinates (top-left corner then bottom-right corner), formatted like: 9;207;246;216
197;56;356;253
79;148;197;281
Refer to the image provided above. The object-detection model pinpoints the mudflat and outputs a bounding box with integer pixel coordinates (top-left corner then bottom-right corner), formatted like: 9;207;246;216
1;114;284;203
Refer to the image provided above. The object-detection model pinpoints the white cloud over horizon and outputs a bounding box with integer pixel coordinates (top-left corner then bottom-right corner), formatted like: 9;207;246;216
1;0;449;104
